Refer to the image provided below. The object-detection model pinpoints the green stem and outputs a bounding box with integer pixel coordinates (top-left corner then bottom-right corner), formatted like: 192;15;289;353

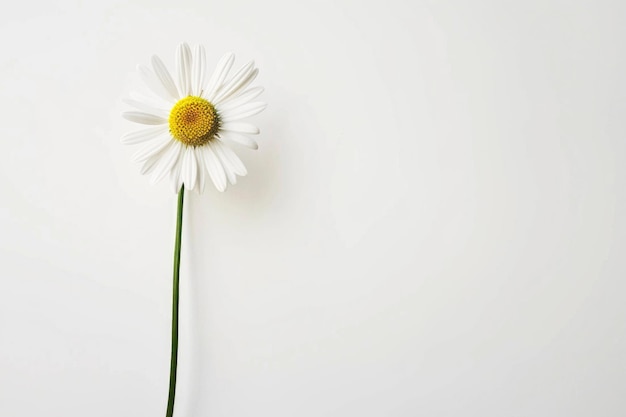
166;184;185;417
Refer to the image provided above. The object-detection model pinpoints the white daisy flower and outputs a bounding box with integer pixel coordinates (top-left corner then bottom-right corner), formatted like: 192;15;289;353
121;43;266;193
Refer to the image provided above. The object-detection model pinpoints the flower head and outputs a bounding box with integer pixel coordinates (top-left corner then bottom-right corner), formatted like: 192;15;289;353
121;43;266;192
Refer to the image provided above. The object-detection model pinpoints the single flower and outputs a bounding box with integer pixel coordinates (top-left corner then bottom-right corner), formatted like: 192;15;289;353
121;43;266;192
119;43;268;417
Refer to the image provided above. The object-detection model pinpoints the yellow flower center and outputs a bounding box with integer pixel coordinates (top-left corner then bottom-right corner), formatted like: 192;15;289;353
169;96;220;146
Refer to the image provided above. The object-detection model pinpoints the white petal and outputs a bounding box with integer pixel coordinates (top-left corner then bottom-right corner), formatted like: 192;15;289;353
214;68;258;105
151;141;183;184
220;122;260;135
189;149;199;191
192;45;207;97
170;155;184;193
204;52;235;101
210;141;237;185
212;62;255;104
122;111;168;125
218;132;258;150
122;98;169;118
132;136;171;163
180;147;191;189
218;87;264;111
137;64;176;103
139;141;173;175
139;154;161;175
220;102;267;122
176;43;192;97
201;144;227;191
195;149;206;194
151;55;180;100
182;146;198;191
121;126;168;145
213;141;247;176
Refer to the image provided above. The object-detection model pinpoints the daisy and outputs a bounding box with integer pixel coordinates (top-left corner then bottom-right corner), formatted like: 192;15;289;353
121;43;266;192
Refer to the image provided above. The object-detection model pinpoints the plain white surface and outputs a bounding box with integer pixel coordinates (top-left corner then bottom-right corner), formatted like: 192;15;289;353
1;0;625;416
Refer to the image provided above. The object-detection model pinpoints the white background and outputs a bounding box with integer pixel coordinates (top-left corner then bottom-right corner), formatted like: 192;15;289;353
1;0;625;416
